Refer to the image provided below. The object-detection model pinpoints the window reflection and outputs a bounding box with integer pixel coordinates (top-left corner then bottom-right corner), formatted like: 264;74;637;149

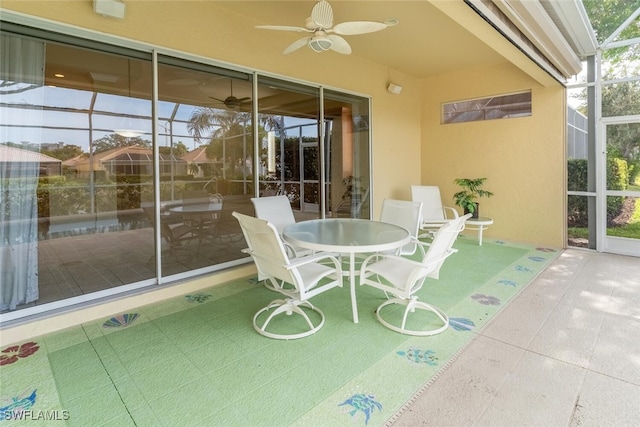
0;30;371;318
156;62;255;275
1;37;155;314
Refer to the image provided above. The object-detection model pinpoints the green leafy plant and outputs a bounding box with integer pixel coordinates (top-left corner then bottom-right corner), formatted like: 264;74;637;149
453;178;494;215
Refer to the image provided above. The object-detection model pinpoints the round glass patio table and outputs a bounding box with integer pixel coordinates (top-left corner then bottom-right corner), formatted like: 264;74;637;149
169;202;222;215
283;218;411;323
169;203;223;237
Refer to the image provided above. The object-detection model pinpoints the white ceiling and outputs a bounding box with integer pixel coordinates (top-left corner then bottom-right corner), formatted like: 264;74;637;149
213;1;508;79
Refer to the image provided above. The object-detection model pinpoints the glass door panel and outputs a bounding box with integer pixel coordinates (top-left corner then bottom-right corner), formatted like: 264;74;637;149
302;143;320;213
255;76;321;220
0;35;156;314
324;89;371;219
157;59;254;276
603;122;640;256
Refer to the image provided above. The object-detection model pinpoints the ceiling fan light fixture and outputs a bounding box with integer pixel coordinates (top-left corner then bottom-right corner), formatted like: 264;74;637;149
257;0;396;55
308;36;332;52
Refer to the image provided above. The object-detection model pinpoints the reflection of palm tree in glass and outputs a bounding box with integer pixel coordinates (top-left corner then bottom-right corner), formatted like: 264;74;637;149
187;108;282;183
188;162;200;176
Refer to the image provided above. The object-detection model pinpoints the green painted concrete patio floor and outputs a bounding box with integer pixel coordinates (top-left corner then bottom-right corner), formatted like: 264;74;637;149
0;237;559;426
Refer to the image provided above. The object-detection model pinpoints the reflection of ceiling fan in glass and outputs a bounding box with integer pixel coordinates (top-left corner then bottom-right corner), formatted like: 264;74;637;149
207;80;251;110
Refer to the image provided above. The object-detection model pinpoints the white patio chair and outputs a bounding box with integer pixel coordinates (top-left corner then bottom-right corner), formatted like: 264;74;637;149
232;212;343;340
250;195;296;235
250;196;313;285
359;213;470;336
379;198;424;257
411;185;459;239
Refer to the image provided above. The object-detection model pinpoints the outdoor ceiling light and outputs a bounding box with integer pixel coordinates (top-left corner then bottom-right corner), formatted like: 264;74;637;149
308;34;332;52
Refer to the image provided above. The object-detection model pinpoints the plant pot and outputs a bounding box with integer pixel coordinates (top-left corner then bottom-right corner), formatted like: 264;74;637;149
464;203;479;219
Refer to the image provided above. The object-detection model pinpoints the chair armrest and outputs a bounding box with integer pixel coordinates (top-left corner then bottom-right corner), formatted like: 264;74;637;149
286;251;341;268
360;252;425;271
360;247;457;273
412;236;430;257
282;241;298;258
443;206;459;219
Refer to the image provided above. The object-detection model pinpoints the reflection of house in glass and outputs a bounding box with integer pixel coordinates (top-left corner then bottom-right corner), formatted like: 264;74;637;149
181;147;222;178
73;146;187;178
0;145;62;176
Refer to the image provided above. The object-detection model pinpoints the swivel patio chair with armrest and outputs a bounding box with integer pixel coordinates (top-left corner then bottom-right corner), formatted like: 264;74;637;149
379;198;424;257
411;185;459;239
427;212;472;280
250;195;312;258
233;212;343;340
359;213;469;336
251;195;314;289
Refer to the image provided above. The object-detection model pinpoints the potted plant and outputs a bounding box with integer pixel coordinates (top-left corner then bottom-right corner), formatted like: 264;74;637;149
341;176;364;201
335;176;367;218
453;178;493;219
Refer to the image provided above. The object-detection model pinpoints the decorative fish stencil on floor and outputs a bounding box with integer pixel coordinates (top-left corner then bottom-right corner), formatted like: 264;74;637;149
497;279;518;287
0;389;36;421
339;393;382;425
471;294;501;306
449;317;476;332
396;348;439;366
185;293;212;303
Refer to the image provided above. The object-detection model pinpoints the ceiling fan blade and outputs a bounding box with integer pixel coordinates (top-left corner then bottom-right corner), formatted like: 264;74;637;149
332;20;389;35
311;0;333;28
237;97;251;102
208;97;226;103
255;25;310;33
283;37;310;54
328;35;352;55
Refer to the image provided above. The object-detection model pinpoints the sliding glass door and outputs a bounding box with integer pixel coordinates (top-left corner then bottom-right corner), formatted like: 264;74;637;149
324;89;371;219
0;24;371;321
1;33;156;314
156;58;254;276
254;77;322;219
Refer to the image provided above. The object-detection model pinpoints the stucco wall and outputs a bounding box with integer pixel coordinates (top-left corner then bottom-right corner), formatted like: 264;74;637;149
421;62;567;247
0;2;567;342
0;1;422;341
1;1;422;217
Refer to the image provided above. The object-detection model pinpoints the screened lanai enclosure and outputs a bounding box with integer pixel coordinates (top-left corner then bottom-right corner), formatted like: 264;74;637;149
566;2;640;257
0;27;371;319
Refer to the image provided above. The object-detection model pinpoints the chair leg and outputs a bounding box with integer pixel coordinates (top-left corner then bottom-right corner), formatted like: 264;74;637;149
253;298;326;340
376;296;449;336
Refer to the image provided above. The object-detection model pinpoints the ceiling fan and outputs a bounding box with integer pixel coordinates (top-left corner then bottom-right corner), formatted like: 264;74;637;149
256;0;398;55
208;80;251;110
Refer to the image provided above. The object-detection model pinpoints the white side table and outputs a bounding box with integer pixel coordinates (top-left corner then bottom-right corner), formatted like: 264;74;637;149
465;216;493;246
